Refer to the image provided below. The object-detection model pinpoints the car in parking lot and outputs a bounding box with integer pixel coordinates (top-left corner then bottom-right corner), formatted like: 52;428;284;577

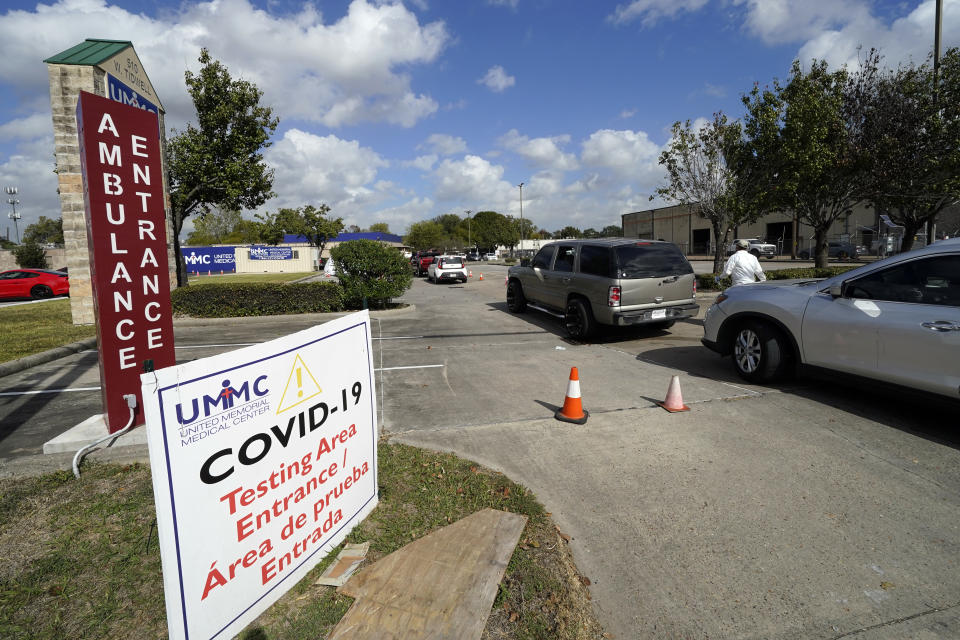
506;238;698;339
428;255;469;283
798;241;864;261
0;268;70;300
726;238;777;259
483;252;497;261
702;238;960;398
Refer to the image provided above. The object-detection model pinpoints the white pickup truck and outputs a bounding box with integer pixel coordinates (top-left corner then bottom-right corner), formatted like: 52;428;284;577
427;255;469;283
726;238;777;259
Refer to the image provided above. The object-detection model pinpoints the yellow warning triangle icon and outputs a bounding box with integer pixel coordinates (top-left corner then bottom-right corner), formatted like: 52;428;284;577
276;353;323;414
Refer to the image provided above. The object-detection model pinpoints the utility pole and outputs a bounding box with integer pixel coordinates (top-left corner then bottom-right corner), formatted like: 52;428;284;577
5;187;20;244
465;209;472;250
517;182;524;257
928;0;943;245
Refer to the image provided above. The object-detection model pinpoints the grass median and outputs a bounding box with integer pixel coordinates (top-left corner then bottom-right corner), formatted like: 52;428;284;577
0;299;96;365
0;442;603;640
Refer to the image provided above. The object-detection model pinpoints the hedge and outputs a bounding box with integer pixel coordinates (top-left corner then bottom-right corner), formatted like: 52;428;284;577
696;265;861;291
171;282;345;317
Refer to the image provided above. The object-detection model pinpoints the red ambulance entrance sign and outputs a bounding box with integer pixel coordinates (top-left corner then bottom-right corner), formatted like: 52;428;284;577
76;91;175;432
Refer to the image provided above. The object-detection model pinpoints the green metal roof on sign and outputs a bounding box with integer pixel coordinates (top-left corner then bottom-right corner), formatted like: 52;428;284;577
44;39;132;65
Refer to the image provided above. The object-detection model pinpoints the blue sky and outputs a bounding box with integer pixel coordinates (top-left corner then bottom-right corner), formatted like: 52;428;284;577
0;0;957;238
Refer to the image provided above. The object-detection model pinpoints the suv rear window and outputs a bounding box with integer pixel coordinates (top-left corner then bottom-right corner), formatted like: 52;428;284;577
441;258;464;267
614;243;693;279
579;245;613;277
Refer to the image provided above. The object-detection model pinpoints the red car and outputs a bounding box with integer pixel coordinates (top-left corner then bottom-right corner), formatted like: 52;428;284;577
0;269;70;300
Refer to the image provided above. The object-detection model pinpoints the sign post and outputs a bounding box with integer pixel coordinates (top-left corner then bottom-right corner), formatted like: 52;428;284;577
141;311;379;640
76;90;176;431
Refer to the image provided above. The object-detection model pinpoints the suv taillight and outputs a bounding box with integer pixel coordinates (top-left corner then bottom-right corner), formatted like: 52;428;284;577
693;278;697;296
608;286;621;307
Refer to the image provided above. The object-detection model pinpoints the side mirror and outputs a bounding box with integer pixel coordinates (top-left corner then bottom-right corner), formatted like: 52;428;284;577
828;283;843;298
520;258;531;267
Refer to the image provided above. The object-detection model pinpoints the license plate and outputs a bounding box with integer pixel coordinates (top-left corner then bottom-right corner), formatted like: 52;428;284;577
651;309;667;320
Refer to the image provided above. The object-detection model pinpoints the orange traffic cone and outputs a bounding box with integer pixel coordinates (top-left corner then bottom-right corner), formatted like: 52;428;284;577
479;273;484;281
657;375;690;412
555;367;589;424
469;270;473;278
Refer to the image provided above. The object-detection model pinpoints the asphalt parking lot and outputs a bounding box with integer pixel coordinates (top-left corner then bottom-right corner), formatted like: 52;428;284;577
1;263;959;639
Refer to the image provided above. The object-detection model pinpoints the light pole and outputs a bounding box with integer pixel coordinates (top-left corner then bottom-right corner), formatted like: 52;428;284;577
5;186;20;244
465;209;472;251
517;182;524;257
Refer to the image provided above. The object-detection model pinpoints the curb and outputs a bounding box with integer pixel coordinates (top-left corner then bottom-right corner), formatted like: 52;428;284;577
0;305;417;375
172;303;416;327
0;337;98;378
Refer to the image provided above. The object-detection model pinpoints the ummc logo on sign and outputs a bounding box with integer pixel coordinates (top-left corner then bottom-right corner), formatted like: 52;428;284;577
106;74;159;115
182;247;238;270
176;375;270;425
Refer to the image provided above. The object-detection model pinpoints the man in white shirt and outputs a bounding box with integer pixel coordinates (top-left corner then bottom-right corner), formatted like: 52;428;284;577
721;239;766;286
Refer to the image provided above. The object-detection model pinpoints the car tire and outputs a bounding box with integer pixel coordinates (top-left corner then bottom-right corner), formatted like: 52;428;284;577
731;321;791;383
30;285;53;300
750;249;761;258
506;280;526;313
564;298;595;340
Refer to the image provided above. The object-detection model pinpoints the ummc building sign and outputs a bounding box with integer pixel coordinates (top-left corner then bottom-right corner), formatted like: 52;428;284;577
45;39;175;327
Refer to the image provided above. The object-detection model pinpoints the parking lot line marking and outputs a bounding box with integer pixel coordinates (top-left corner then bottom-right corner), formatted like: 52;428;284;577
375;364;445;372
0;386;101;397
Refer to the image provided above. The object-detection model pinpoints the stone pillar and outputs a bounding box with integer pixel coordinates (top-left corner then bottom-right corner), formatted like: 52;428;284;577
46;61;177;326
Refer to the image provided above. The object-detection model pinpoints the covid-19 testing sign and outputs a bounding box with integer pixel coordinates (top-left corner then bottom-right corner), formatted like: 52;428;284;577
142;311;379;639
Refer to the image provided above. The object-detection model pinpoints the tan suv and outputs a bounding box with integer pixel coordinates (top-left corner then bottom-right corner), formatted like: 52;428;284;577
506;238;698;339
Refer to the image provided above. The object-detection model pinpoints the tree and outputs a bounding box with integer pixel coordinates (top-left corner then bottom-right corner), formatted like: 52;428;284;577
601;225;622;237
167;48;279;286
185;209;242;245
22;216;63;245
223;218;269;244
656;113;760;272
331;239;413;308
259;204;344;257
13;240;48;268
856;48;960;252
583;228;599;238
346;224;362;233
368;222;391;233
741;60;863;267
404;221;445;250
470;211;512;248
559;226;583;238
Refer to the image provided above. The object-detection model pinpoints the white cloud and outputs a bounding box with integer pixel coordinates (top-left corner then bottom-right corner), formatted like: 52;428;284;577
420;133;467;155
372;196;436;234
431;154;513;205
487;0;519;8
498;129;578;171
407;154;438;171
608;0;709;26
0;0;449;131
620;108;637;119
478;65;515;92
732;0;872;45
580;129;663;183
0;114;54;142
264;128;388;214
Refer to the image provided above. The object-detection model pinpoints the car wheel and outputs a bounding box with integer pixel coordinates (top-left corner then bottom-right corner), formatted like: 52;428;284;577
731;321;791;382
750;249;760;258
564;298;595;340
506;280;526;313
30;285;53;300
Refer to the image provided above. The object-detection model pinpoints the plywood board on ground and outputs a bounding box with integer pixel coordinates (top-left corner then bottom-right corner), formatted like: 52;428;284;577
328;508;527;640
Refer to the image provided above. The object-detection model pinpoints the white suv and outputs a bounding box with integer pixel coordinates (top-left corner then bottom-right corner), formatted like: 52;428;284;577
428;255;468;284
702;238;960;398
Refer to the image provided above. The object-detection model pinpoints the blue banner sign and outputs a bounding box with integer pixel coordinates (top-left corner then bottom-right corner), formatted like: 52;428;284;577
249;245;294;260
106;74;159;115
181;246;237;271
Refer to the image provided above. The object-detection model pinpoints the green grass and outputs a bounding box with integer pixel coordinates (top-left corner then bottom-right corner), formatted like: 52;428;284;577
0;444;602;640
0;299;96;364
187;272;314;286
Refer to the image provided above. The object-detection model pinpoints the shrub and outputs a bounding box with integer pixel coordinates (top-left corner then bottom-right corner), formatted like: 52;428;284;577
171;282;344;317
502;257;517;264
696;265;860;291
13;241;48;269
331;239;412;309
